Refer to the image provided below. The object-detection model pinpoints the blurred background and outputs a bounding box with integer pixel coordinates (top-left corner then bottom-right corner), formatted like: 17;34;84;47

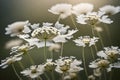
0;0;120;80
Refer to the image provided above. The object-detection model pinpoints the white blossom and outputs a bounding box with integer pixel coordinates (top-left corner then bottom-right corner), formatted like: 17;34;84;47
5;21;31;37
21;65;45;78
0;54;22;69
72;3;94;16
73;36;99;47
77;11;113;25
99;5;120;15
48;3;72;19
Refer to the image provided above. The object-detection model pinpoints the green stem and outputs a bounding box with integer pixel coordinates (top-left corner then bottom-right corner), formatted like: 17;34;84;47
44;73;50;80
97;31;104;48
18;61;24;69
27;52;35;65
60;43;64;57
90;47;95;60
82;47;88;79
51;71;55;80
70;15;78;29
44;39;47;61
12;64;23;80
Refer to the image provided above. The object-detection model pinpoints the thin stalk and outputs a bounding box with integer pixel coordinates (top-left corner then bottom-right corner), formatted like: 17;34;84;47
44;39;47;61
97;31;104;48
82;47;88;79
26;52;35;65
18;61;24;69
104;70;107;80
12;64;23;80
50;51;53;59
38;76;43;80
60;43;64;57
94;45;98;53
91;26;95;36
90;47;95;60
44;73;50;80
51;71;55;80
104;24;112;45
70;15;78;29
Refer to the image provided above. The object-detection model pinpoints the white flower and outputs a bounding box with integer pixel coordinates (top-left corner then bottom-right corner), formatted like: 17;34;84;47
21;65;45;78
5;39;23;49
31;26;60;41
73;36;99;47
72;3;94;16
94;27;103;32
64;73;77;80
5;21;31;37
48;3;72;19
48;43;61;52
97;46;120;61
93;68;101;77
77;11;113;25
44;59;56;71
55;56;83;74
88;75;95;80
10;44;34;55
99;5;120;15
0;54;22;69
89;59;111;72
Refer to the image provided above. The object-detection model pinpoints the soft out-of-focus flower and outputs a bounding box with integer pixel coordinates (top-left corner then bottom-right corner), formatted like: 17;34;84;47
55;56;83;74
5;39;23;49
89;59;111;72
21;65;45;79
88;75;95;80
5;21;30;37
93;68;101;77
10;44;34;55
77;11;113;25
44;59;56;71
64;72;77;80
31;26;60;41
48;43;61;52
94;26;103;32
72;3;94;16
48;3;72;19
0;54;22;69
99;5;120;15
97;46;120;62
73;36;99;47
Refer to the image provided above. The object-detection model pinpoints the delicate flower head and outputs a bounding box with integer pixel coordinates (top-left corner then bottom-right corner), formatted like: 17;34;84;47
5;21;31;37
93;68;101;77
0;54;22;69
48;3;72;19
55;56;83;74
5;39;23;49
48;43;61;52
31;26;60;41
77;11;113;25
99;5;120;15
21;65;45;78
94;27;103;32
73;36;99;47
72;3;94;16
44;59;56;71
10;44;34;55
89;59;111;72
88;75;95;80
97;46;120;62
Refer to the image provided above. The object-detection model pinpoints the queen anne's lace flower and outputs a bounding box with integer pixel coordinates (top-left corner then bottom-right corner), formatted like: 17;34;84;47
55;56;83;74
5;39;23;49
5;21;31;37
0;54;22;69
31;26;60;40
97;46;120;62
44;59;56;71
77;11;113;25
99;5;120;15
48;3;72;19
89;59;111;72
21;65;45;78
10;44;34;55
72;3;94;16
73;36;99;47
